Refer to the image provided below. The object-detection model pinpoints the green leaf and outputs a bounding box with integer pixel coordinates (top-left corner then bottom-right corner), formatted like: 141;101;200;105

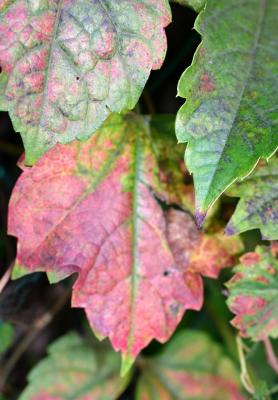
20;332;131;400
0;1;171;164
171;0;205;12
136;330;244;400
176;0;278;219
226;245;278;341
0;322;14;354
226;158;278;240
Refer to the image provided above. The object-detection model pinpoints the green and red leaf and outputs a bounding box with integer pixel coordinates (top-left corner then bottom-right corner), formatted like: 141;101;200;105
8;114;240;372
0;0;171;164
136;330;244;400
19;332;130;400
226;245;278;341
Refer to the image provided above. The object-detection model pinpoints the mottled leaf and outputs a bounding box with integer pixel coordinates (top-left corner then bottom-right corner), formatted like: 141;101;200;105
226;158;278;240
176;0;278;219
0;322;14;354
226;245;278;341
0;0;171;164
20;332;130;400
136;330;244;400
171;0;205;12
8;114;238;372
151;114;195;213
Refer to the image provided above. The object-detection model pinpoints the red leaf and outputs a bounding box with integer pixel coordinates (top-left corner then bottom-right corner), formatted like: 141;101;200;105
9;114;238;371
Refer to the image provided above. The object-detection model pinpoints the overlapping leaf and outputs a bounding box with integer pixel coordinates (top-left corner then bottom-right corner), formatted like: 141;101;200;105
171;0;205;12
226;245;278;341
136;330;244;400
9;114;241;372
0;0;171;164
176;0;278;220
226;158;278;240
20;332;130;400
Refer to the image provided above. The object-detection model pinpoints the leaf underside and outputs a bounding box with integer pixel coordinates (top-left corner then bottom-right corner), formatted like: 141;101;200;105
136;330;244;400
8;114;240;371
176;0;278;216
20;332;130;400
226;158;278;240
226;245;278;341
0;0;171;164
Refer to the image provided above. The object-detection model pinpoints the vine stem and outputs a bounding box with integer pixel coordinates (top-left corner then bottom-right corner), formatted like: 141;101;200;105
263;338;278;375
236;335;255;395
0;262;14;294
0;288;71;392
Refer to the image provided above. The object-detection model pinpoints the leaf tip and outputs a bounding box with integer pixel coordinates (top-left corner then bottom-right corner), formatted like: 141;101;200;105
224;224;236;236
194;210;206;228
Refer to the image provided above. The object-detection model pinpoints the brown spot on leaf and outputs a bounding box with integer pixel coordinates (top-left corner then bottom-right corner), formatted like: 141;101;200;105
200;73;214;93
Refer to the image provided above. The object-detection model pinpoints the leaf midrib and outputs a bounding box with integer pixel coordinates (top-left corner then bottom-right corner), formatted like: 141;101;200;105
37;0;64;137
127;132;142;361
201;0;268;210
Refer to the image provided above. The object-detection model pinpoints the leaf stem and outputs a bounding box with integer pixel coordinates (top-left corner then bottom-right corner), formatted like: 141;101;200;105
263;338;278;375
0;287;71;392
236;335;255;395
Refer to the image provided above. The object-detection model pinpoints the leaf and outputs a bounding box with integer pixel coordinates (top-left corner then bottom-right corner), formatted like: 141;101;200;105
136;330;244;400
19;332;130;400
171;0;205;12
151;114;195;213
0;1;171;165
8;113;239;372
225;158;278;240
0;322;14;354
176;0;278;220
226;245;278;341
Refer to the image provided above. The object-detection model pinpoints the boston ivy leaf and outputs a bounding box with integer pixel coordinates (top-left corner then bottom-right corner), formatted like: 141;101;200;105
136;330;244;400
171;0;205;12
20;332;130;400
176;0;278;221
0;1;171;165
8;114;239;373
226;245;278;341
226;158;278;240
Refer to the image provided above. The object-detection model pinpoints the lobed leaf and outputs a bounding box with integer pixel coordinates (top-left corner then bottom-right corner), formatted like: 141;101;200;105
226;245;278;341
0;0;171;164
136;330;244;400
19;332;130;400
225;158;278;240
8;114;240;372
176;0;278;220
